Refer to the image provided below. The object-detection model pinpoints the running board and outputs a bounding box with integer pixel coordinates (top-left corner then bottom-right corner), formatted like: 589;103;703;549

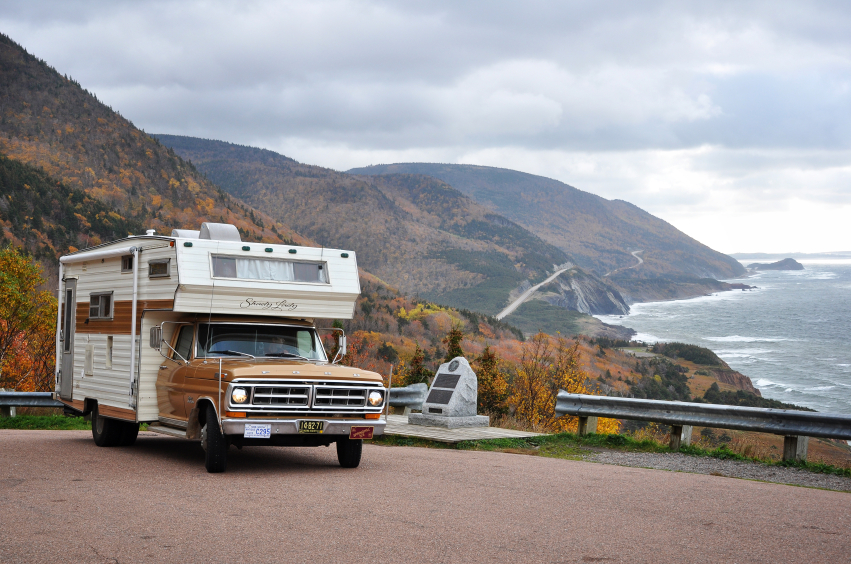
146;424;192;439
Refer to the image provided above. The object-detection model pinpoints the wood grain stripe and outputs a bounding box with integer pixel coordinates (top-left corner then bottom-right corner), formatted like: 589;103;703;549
76;299;174;334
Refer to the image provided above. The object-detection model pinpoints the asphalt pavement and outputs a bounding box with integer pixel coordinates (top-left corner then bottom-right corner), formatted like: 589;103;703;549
1;430;848;563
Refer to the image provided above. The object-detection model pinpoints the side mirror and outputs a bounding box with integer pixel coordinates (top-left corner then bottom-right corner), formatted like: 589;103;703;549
150;326;162;349
338;335;347;358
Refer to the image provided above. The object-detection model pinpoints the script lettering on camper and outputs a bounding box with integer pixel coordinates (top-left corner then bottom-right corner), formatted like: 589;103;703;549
239;298;298;311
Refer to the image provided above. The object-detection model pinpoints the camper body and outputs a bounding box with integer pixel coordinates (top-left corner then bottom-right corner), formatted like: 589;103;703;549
55;223;386;472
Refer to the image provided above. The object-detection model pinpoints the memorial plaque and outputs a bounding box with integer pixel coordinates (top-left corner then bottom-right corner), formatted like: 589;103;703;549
432;373;461;389
426;389;453;405
408;356;489;429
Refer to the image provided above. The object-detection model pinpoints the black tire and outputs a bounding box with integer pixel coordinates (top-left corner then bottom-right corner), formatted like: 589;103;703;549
201;407;228;473
118;421;140;446
91;404;122;447
336;437;362;468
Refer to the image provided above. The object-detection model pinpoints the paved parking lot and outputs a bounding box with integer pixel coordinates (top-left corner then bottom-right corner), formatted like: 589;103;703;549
1;430;849;563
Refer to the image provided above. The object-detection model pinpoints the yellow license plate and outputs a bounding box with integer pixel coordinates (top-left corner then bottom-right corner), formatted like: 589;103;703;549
298;420;325;434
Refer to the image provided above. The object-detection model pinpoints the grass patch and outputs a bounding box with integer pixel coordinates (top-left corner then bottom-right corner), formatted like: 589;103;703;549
0;415;90;430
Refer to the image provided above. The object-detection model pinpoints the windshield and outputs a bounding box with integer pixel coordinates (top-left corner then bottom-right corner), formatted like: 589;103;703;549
196;323;327;361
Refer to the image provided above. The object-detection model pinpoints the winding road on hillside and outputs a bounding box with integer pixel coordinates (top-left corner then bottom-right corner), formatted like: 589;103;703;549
604;249;644;277
496;267;568;320
2;431;848;563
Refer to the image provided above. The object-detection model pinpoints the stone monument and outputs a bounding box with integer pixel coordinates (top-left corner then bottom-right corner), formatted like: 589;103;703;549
408;357;489;428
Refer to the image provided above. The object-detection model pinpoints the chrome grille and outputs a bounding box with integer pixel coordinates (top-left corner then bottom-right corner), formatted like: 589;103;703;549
313;387;367;408
252;386;310;406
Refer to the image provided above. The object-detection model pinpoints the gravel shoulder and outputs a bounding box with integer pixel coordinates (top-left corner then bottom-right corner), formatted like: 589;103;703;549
579;449;851;492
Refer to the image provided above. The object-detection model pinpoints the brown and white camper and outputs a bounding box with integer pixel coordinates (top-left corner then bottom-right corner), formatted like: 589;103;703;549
54;223;386;472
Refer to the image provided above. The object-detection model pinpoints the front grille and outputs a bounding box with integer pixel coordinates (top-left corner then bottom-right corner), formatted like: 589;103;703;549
252;386;310;406
313;387;367;408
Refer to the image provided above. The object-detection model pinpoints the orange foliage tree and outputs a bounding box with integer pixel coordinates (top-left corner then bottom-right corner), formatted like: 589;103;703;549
510;332;619;433
0;246;57;391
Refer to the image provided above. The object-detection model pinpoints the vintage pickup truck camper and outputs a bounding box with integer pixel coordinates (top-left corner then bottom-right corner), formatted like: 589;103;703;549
54;223;386;472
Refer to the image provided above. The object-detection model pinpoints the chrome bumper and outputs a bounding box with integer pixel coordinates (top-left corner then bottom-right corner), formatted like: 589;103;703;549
221;418;386;436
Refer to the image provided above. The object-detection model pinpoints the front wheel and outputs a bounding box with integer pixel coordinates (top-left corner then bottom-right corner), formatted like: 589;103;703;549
336;437;362;468
201;407;228;473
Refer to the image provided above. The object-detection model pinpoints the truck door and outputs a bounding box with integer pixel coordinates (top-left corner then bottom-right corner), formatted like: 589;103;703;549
156;324;195;420
59;279;76;401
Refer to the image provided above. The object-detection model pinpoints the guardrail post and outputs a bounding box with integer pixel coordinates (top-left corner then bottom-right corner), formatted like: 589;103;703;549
669;425;692;450
578;416;597;435
782;435;809;462
0;388;16;418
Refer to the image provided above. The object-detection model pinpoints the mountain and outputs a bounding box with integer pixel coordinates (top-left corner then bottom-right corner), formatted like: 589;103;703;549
346;164;747;294
155;135;630;323
0;33;300;261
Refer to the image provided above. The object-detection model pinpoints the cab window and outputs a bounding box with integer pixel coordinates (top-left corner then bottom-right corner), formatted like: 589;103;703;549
173;325;194;361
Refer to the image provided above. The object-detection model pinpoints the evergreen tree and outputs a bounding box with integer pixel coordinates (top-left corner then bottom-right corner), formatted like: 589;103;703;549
442;325;464;362
474;345;508;416
404;344;433;386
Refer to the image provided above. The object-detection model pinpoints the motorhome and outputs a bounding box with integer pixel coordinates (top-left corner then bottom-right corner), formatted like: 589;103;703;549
54;223;386;473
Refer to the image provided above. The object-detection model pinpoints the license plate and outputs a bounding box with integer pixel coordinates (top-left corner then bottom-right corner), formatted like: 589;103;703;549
298;420;324;434
244;423;271;439
350;426;374;440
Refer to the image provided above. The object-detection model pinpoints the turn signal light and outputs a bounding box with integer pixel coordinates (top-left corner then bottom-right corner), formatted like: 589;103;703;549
225;411;247;418
365;413;380;420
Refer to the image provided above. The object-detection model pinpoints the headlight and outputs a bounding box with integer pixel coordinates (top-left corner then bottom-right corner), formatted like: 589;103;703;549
231;387;248;404
368;391;384;407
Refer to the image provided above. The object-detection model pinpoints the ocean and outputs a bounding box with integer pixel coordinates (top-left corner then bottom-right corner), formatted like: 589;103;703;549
596;260;851;415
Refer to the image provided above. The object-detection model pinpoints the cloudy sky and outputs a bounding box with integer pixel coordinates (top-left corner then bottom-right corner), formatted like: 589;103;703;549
3;0;850;253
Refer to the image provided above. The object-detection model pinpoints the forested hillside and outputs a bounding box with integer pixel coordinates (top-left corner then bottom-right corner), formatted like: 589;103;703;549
347;163;746;284
156;134;628;318
0;33;302;258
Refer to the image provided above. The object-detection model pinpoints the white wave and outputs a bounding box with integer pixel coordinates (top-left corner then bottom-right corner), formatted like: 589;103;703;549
804;386;836;391
755;378;782;387
705;335;798;343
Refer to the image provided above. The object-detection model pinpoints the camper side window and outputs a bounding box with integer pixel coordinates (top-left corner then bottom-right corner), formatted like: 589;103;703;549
173;326;194;361
121;255;134;272
89;293;113;319
149;259;171;278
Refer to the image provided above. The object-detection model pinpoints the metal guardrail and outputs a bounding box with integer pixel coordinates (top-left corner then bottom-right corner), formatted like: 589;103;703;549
389;384;427;413
556;391;851;461
0;391;64;408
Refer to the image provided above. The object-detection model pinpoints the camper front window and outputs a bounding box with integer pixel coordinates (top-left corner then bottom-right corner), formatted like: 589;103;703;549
211;256;328;284
196;323;327;361
89;293;113;319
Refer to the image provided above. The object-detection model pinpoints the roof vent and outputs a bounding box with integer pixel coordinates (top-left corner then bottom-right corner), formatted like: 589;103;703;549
146;229;156;236
199;222;242;242
171;229;201;239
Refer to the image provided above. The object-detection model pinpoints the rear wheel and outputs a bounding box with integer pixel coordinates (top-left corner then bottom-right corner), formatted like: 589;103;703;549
118;421;140;446
336;437;362;468
201;407;228;473
91;404;122;447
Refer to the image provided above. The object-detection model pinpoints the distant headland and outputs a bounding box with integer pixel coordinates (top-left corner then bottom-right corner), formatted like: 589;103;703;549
747;258;805;271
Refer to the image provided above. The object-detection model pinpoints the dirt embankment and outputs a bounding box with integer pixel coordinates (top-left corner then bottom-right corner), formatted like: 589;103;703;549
713;369;761;395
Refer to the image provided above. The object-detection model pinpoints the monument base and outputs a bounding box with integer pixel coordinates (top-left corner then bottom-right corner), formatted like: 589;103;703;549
408;413;490;428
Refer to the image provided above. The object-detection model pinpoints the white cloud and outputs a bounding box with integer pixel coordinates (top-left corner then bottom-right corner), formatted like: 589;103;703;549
2;0;851;252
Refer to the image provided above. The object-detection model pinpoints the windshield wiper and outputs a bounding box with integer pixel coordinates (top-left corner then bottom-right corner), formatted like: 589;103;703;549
265;352;310;361
208;349;256;358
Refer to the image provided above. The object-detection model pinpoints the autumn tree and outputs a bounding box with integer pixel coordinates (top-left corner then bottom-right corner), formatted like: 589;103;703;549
442;324;465;362
474;345;508;416
0;246;57;391
510;332;619;433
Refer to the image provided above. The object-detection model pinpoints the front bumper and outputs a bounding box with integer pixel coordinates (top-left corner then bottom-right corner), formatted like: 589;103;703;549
221;418;386;437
